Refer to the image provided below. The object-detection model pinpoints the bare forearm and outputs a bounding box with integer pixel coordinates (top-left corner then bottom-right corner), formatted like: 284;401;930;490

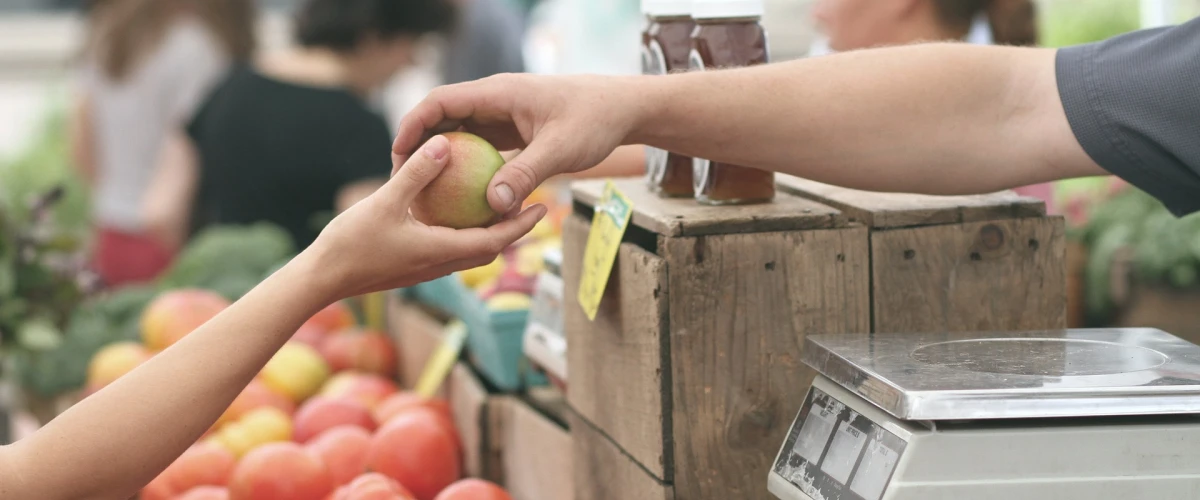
3;255;332;500
632;43;1101;195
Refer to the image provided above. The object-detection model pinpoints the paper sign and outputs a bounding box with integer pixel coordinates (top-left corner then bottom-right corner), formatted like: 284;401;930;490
414;320;468;398
577;181;633;321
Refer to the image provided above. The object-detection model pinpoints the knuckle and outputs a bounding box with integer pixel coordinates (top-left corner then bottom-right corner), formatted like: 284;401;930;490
504;159;540;194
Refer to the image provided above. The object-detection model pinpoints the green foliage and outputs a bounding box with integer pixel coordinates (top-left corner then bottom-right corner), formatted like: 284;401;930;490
15;224;295;397
1080;188;1200;321
159;223;296;300
1039;0;1141;48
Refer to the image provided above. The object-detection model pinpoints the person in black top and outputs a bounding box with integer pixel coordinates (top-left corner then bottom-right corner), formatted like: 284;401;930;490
144;0;454;250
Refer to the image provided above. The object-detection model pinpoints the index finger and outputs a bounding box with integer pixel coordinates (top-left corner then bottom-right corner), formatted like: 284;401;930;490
434;204;548;261
392;80;496;163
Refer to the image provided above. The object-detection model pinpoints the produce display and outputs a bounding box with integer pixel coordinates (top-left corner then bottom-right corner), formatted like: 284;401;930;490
81;292;512;500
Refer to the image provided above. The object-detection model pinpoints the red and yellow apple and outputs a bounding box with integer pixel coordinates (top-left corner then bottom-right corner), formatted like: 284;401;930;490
409;132;505;229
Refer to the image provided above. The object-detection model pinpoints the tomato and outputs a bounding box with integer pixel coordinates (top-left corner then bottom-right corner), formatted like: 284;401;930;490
366;408;461;500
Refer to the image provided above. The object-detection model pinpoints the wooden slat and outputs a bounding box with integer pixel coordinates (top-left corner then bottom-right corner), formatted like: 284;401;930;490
386;297;447;394
663;227;871;499
871;217;1067;333
447;364;489;478
498;399;575;500
563;214;671;480
568;411;674;500
571;178;845;237
776;175;1045;228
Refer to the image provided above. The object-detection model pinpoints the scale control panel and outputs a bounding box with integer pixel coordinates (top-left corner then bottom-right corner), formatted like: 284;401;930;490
771;383;909;500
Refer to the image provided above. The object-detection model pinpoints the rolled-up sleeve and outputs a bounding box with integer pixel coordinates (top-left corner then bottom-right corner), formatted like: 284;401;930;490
1057;17;1200;216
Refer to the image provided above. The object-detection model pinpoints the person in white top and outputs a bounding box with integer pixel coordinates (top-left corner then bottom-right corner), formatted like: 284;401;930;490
69;0;255;287
808;0;1056;210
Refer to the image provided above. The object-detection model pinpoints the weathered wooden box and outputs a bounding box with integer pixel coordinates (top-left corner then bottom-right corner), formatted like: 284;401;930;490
562;176;1065;499
776;175;1067;333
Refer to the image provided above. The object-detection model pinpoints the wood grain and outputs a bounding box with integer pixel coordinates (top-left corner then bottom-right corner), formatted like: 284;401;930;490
572;178;845;237
871;217;1067;334
447;363;488;478
563;213;671;480
664;227;871;499
569;410;674;500
776;175;1045;228
498;398;575;500
386;297;448;395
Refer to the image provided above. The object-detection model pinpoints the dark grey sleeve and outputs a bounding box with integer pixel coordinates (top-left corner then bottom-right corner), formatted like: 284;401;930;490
1056;17;1200;216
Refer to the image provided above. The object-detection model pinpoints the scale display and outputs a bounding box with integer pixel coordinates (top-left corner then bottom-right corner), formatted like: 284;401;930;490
774;387;907;500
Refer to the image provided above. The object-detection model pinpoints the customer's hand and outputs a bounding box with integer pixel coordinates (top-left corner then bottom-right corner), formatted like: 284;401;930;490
307;135;547;301
392;74;645;214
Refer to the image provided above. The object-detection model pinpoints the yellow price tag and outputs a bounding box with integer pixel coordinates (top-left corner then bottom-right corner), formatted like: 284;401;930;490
578;181;634;321
414;320;468;398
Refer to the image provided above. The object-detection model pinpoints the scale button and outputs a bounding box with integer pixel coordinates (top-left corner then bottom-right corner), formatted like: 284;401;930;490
850;432;901;500
820;420;868;485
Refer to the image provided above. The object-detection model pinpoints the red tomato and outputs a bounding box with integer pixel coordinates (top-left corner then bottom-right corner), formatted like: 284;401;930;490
366;408;461;500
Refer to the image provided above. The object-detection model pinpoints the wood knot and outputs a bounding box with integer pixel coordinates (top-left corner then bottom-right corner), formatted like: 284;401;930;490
979;224;1005;250
764;261;776;271
728;402;779;448
903;249;915;260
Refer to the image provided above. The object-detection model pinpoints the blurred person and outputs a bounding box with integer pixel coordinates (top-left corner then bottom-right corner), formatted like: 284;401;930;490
70;0;255;287
811;0;1036;53
0;137;548;500
810;0;1056;209
143;0;455;251
441;0;526;85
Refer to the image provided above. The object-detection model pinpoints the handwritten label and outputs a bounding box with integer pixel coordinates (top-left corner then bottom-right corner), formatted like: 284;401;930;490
414;320;468;398
577;181;634;321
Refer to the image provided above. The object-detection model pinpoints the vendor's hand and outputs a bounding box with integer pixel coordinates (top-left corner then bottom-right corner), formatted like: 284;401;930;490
307;135;547;301
392;74;644;214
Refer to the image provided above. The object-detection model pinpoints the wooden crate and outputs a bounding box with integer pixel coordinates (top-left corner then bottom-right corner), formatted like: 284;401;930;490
386;295;449;392
564;179;870;500
777;175;1067;333
447;363;495;479
489;394;574;500
563;177;1067;500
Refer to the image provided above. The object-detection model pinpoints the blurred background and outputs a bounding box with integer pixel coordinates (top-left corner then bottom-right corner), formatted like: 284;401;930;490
2;0;1200;441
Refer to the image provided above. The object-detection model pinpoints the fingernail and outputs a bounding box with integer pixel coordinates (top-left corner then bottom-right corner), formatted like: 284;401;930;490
495;183;515;210
422;136;449;160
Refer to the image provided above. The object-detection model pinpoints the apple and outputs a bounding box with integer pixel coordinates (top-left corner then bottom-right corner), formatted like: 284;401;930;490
260;342;331;402
319;329;397;377
319;372;398;409
141;290;230;351
409;132;505;229
86;341;151;390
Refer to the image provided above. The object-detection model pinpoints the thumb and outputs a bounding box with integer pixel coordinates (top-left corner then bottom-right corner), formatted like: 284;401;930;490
386;135;451;208
486;138;564;213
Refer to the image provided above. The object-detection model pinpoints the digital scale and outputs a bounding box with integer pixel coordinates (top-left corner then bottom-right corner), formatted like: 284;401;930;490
769;328;1200;500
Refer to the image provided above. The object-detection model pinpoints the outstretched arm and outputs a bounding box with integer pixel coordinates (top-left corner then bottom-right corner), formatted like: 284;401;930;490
394;43;1103;213
0;136;547;500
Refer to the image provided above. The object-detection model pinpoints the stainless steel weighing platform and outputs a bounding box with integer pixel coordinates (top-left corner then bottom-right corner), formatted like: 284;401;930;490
768;328;1200;500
